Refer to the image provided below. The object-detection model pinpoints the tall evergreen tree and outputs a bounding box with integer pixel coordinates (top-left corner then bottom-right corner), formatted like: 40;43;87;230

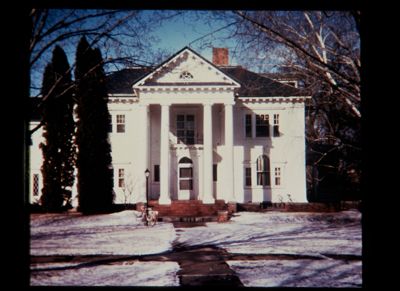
40;46;76;211
75;37;114;213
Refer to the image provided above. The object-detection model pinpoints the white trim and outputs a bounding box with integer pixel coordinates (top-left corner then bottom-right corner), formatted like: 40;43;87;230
109;98;138;104
238;96;311;103
108;93;136;97
132;48;241;89
139;91;236;106
138;86;237;91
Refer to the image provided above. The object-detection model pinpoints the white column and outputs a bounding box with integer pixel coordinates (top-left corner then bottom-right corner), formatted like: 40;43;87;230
142;105;151;201
224;103;235;202
159;104;171;204
139;105;149;203
203;103;215;204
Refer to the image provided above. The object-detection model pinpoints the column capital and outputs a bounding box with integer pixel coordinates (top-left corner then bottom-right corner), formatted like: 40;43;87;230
224;101;235;107
139;104;150;112
202;101;214;107
160;102;172;107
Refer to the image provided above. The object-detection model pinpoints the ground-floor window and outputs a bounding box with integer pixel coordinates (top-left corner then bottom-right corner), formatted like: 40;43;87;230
275;167;281;186
213;164;217;181
256;155;271;186
154;165;160;182
33;174;39;196
118;168;125;188
245;167;252;186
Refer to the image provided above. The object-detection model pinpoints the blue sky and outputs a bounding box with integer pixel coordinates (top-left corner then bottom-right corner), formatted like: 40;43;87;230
146;11;239;64
30;10;263;96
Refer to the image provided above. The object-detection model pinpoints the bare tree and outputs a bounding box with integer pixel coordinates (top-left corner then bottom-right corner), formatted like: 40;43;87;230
121;172;140;208
28;9;182;135
231;11;360;118
25;9;182;207
198;11;361;200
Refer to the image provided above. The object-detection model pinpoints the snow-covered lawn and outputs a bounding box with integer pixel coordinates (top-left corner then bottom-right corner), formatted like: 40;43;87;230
175;210;362;257
30;261;180;286
30;210;176;256
30;209;361;287
227;259;362;287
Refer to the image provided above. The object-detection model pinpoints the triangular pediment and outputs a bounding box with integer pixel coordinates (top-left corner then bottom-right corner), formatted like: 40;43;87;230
132;47;241;88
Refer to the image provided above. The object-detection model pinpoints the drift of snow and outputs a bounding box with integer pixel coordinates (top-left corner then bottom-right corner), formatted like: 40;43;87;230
30;261;180;286
227;259;362;287
174;210;361;257
30;210;176;256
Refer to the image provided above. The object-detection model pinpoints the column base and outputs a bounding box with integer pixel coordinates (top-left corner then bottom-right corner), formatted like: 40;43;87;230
202;197;215;204
158;197;171;205
224;195;236;204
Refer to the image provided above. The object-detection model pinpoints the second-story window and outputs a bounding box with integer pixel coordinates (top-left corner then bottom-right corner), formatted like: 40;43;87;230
273;114;280;137
108;114;113;133
116;114;125;133
177;114;195;144
245;167;252;186
256;114;269;137
245;114;252;138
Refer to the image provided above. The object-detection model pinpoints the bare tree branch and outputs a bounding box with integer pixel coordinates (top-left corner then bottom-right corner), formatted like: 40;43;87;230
234;11;361;88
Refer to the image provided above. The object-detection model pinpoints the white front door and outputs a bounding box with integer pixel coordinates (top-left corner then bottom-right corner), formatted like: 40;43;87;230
178;157;193;200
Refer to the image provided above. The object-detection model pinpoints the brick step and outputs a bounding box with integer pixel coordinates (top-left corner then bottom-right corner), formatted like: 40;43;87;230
161;216;217;223
146;200;228;217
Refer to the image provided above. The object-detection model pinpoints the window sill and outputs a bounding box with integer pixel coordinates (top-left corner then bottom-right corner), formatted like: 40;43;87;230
245;186;272;189
172;144;204;150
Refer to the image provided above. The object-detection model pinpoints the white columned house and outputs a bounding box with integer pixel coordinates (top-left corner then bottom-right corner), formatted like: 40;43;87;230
28;47;311;208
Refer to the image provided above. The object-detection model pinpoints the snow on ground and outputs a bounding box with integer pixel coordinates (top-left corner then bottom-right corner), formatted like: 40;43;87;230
30;261;180;286
30;209;361;287
227;259;362;287
175;210;361;257
30;210;176;256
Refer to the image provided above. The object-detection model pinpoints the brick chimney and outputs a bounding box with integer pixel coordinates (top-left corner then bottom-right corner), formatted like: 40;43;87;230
212;48;229;66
